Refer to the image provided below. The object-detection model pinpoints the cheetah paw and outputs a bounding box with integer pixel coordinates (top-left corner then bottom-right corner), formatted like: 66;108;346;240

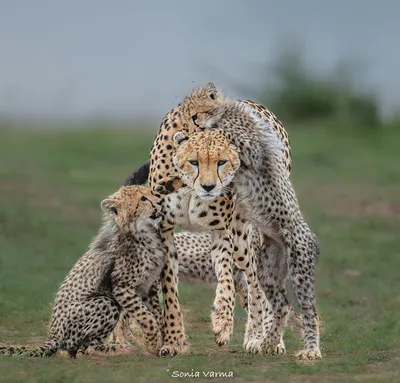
243;338;264;354
158;343;187;357
211;307;234;346
265;340;286;355
213;322;233;346
295;347;322;360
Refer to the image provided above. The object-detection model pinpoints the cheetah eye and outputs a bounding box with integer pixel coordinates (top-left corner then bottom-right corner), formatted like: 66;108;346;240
189;160;199;166
191;113;199;127
217;160;227;166
140;196;148;202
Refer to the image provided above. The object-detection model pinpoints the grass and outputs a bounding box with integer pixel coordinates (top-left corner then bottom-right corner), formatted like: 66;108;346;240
0;123;400;382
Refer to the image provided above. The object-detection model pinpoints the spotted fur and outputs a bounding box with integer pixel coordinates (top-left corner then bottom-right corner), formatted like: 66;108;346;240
0;186;165;358
185;84;322;360
146;83;320;360
134;86;294;356
175;231;304;339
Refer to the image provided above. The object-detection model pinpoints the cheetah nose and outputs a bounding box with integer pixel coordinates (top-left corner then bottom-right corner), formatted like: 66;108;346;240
201;184;216;192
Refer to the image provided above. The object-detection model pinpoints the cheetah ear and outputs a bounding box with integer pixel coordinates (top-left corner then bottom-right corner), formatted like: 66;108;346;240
173;131;189;146
101;198;119;215
202;82;219;100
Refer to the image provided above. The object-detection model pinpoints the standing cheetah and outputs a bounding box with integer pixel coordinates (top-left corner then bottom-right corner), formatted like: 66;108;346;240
0;186;165;357
178;84;321;360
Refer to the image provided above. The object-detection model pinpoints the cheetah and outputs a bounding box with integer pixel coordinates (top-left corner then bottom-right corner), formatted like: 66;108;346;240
171;83;321;360
132;83;321;359
0;186;165;358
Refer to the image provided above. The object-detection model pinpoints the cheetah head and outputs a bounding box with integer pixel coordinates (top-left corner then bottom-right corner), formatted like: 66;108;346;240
179;82;226;133
101;186;162;232
172;130;240;201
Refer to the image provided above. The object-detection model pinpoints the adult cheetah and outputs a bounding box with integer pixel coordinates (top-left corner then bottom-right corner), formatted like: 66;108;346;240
0;186;165;357
177;84;321;360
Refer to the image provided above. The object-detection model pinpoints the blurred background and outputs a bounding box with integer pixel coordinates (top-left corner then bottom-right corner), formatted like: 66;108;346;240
1;0;400;123
1;1;400;382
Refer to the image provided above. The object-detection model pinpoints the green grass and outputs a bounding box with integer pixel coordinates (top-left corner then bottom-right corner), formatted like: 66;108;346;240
0;123;400;382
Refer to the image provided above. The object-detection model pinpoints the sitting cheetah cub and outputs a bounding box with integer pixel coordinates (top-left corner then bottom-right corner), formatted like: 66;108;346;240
0;186;165;358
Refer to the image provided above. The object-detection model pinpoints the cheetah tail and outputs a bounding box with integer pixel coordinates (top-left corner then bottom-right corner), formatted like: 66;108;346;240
123;161;150;186
0;340;59;357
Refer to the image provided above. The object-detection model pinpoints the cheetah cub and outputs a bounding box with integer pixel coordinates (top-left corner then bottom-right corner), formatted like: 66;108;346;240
0;186;165;358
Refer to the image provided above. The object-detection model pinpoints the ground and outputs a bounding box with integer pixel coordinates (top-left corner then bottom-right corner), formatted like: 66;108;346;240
0;122;399;382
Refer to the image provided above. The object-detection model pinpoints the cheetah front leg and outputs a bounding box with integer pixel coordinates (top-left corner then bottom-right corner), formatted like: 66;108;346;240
210;230;235;346
159;228;187;356
146;282;164;333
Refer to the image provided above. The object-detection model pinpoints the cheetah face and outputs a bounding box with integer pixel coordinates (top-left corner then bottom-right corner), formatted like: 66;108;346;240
172;130;240;201
101;186;162;232
179;82;225;134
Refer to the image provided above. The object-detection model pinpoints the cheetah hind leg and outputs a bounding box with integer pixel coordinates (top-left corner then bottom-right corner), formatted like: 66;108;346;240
63;296;121;357
231;224;269;354
263;287;291;355
82;340;139;356
289;233;322;360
